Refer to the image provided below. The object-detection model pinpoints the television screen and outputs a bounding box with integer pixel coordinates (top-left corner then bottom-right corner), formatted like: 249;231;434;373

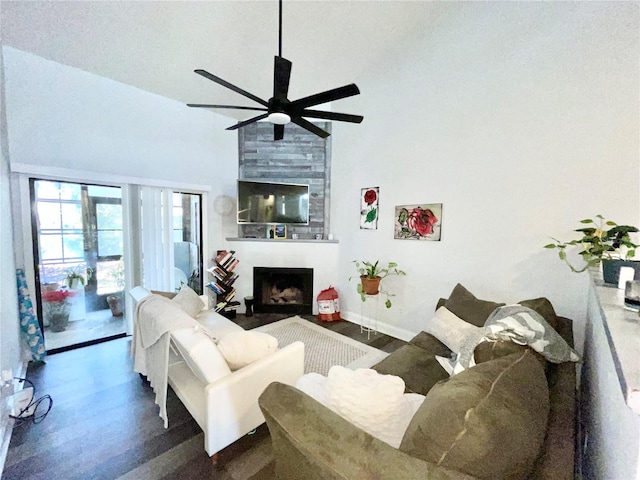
237;180;310;225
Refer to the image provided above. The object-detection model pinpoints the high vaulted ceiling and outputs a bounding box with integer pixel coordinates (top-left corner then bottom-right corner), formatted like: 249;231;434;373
2;1;441;120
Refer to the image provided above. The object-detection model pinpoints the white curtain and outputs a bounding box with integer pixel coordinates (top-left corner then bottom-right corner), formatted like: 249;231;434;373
139;186;175;292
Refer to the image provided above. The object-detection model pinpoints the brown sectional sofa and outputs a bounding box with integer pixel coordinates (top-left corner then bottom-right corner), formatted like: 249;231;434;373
259;286;577;479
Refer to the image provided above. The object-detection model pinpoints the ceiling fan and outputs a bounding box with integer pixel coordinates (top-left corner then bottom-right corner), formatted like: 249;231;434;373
187;0;363;141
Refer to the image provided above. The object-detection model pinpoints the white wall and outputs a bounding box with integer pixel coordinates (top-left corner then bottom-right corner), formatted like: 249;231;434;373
2;45;239;286
331;1;639;351
0;45;23;476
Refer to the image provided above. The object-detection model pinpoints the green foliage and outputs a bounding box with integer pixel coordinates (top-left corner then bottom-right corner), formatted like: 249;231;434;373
350;260;406;308
64;265;91;288
351;260;405;279
544;215;639;273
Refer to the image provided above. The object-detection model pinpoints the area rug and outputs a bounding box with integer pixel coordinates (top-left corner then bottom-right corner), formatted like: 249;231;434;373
253;316;388;376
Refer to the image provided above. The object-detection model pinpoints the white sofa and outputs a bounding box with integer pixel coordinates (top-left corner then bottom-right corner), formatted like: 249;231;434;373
129;286;305;461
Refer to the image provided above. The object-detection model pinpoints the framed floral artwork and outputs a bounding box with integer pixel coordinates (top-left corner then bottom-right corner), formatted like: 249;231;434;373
360;187;379;230
394;203;442;241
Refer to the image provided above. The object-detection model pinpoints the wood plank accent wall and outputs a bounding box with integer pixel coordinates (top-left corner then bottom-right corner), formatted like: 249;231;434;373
238;121;332;239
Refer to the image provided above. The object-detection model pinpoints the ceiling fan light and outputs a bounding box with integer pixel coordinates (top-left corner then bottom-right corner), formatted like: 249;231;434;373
268;112;291;125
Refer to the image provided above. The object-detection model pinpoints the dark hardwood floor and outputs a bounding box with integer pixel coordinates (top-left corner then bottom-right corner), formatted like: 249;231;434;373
3;314;406;480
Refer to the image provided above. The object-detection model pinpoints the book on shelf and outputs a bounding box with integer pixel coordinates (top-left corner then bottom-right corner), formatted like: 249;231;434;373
224;288;236;302
225;258;240;272
214;301;227;312
223;301;241;311
221;255;237;270
215;250;235;267
207;282;224;295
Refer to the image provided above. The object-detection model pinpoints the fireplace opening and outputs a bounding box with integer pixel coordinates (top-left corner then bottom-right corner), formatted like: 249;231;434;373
253;267;313;314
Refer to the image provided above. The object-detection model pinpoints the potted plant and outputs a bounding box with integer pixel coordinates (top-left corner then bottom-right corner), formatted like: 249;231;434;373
106;262;125;317
42;289;75;332
64;265;91;289
350;260;406;308
544;215;639;284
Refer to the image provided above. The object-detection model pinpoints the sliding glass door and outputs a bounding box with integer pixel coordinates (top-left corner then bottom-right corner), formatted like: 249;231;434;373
31;179;126;352
30;179;204;353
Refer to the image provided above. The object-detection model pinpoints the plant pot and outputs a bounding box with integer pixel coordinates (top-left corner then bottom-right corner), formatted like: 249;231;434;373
602;259;640;285
49;312;69;332
107;294;124;317
360;276;381;295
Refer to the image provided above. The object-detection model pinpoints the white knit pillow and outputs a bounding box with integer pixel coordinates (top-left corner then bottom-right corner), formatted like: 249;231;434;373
217;331;278;370
321;367;423;448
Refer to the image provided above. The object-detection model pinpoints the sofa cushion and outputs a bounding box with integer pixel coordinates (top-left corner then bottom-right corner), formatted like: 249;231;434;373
442;284;505;327
196;309;244;339
408;331;451;357
400;350;550;480
518;297;562;332
217;331;278;370
170;326;231;384
172;285;205;318
373;344;450;395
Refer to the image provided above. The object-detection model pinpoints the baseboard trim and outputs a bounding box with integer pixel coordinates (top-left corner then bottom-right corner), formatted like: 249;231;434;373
340;310;416;342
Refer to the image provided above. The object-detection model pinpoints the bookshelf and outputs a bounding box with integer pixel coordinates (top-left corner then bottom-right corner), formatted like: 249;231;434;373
206;250;241;319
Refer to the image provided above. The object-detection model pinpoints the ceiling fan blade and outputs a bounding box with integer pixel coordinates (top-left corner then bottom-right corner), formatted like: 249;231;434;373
194;69;269;107
289;84;360;110
274;56;292;100
291;117;330;138
274;124;285;141
226;113;269;131
187;104;268;111
301;109;363;123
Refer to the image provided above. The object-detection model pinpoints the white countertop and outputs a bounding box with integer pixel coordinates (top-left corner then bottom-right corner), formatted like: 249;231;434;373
590;272;640;414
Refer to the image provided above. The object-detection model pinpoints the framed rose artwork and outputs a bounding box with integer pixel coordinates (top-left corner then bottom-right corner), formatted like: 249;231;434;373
394;203;442;241
360;187;379;230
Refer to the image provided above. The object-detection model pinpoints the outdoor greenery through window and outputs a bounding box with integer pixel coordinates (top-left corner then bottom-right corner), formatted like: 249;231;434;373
33;179;125;300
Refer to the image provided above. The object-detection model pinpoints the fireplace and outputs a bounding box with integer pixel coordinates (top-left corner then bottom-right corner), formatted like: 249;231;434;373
253;267;314;314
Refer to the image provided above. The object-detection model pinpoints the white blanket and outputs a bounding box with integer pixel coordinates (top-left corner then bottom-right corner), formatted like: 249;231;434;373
132;295;198;427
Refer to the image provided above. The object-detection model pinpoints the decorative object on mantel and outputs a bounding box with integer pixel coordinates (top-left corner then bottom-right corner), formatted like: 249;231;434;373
544;215;639;284
187;0;363;141
394;203;442;241
360;187;379;230
350;260;405;308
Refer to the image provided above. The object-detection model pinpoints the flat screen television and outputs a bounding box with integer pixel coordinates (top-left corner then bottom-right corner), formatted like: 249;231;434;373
237;180;310;225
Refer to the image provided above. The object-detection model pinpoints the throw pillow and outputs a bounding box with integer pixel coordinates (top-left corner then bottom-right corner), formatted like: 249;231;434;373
296;367;425;448
170;326;231;384
473;340;548;371
518;297;561;332
484;305;580;363
443;283;505;327
423;307;483;354
217;331;278;370
172;285;206;318
400;350;550;480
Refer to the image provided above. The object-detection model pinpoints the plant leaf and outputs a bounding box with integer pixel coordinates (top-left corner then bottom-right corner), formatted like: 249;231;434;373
385;299;392;308
544;244;557;249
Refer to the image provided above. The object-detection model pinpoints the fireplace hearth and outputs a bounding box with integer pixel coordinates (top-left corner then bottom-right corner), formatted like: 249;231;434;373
253;267;313;314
